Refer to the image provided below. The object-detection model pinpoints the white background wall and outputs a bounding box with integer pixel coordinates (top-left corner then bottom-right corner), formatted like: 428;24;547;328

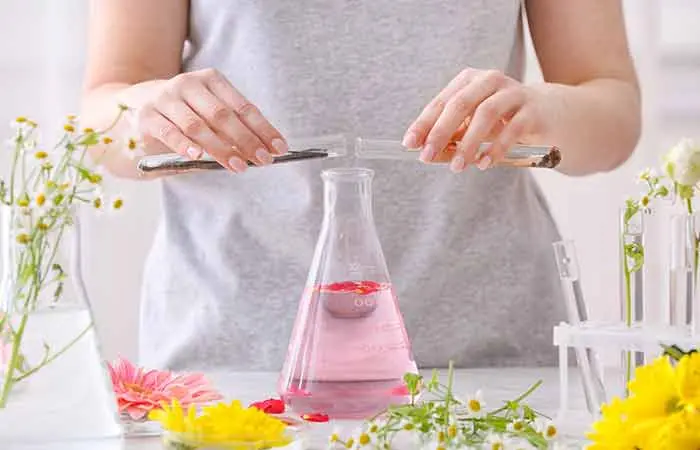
1;1;699;363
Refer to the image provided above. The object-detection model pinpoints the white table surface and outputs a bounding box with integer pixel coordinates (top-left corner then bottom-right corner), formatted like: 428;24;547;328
10;368;593;450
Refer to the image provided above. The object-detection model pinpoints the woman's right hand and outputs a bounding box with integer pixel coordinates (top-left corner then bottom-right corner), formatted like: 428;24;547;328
132;68;288;173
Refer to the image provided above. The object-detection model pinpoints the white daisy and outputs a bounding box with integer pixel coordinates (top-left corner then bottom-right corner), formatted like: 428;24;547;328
637;167;656;183
507;419;527;434
482;433;507;450
533;418;558;441
122;137;145;160
464;390;486;418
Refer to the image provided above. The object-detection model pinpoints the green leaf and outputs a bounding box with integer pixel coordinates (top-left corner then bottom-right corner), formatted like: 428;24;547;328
625;242;644;273
403;372;423;396
53;282;63;303
78;132;99;147
678;184;695;201
623;199;640;224
656;185;670;198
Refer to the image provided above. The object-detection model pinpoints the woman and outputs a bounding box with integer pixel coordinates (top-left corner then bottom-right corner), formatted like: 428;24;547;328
81;1;640;371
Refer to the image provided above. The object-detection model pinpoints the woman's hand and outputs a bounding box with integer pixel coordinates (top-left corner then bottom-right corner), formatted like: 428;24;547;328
403;68;545;173
131;68;288;173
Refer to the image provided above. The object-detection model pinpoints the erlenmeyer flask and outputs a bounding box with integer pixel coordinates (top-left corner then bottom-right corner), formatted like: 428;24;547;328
278;168;417;419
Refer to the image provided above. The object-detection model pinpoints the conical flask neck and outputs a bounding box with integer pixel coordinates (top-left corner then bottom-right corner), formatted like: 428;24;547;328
322;168;374;222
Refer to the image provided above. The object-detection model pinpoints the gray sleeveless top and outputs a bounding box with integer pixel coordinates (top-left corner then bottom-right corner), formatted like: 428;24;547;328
138;0;565;371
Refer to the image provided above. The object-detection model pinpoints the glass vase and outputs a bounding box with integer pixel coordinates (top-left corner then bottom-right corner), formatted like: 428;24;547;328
0;206;121;444
278;168;418;419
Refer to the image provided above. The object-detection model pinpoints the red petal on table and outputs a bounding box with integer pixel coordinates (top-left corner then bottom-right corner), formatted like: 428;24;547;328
301;413;329;423
250;398;286;414
390;384;410;396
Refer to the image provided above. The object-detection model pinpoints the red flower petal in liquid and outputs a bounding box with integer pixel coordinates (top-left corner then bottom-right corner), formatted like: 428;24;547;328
302;412;329;423
322;280;385;295
250;398;286;414
287;386;312;397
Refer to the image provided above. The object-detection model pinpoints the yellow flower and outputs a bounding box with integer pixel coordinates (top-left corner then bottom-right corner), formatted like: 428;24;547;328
358;432;370;445
644;409;700;449
16;193;30;207
150;399;291;448
447;424;457;438
586;398;640;449
626;356;680;421
15;233;31;245
15;116;27;123
83;128;95;134
677;352;700;408
63;124;75;133
127;138;137;150
35;151;48;160
36;192;46;207
112;197;124;210
102;136;113;145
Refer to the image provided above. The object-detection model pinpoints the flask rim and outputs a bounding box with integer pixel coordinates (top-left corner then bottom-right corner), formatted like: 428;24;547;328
321;167;374;181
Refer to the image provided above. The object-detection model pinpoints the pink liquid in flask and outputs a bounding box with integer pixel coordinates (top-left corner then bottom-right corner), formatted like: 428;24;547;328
278;168;418;419
280;280;416;419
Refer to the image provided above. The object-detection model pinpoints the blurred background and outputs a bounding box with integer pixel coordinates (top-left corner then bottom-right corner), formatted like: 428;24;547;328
0;1;699;362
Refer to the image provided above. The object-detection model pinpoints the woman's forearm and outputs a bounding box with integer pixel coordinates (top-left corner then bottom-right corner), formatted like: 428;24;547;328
528;79;641;177
81;81;165;180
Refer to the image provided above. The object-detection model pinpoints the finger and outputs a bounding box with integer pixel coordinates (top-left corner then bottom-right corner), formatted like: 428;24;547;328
202;70;288;155
451;88;525;173
155;96;252;170
403;68;476;148
180;86;274;166
480;110;532;171
154;96;226;160
142;108;247;173
422;71;509;164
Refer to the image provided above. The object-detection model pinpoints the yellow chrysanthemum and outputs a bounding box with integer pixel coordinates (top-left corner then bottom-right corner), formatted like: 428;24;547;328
150;399;291;448
677;352;700;408
626;356;680;421
586;398;640;449
588;354;700;449
644;409;700;450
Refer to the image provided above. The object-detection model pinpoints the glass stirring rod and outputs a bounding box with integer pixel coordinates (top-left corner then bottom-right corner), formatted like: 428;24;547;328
356;138;562;169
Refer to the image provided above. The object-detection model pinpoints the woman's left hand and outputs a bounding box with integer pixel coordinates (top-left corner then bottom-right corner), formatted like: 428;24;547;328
403;68;546;173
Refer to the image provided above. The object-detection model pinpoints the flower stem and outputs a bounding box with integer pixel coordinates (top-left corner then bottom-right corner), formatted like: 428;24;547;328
13;323;92;383
0;312;28;408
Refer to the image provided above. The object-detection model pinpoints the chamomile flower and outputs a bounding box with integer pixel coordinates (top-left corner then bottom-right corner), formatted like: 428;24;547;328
507;419;527;433
534;418;558;441
464;390;486;418
122;137;144;160
638;168;656;183
482;433;507;450
111;195;124;211
328;426;342;446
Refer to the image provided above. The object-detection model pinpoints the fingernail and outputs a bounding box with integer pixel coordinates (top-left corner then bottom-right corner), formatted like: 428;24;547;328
187;146;202;160
271;138;288;155
228;156;248;173
420;144;438;163
477;155;492;171
256;148;273;165
450;154;466;173
402;131;419;149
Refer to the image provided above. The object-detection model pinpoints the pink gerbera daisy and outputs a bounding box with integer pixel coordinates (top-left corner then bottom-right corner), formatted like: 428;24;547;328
107;357;222;421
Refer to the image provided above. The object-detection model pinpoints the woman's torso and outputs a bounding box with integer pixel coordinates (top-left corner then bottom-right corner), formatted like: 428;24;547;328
139;0;565;371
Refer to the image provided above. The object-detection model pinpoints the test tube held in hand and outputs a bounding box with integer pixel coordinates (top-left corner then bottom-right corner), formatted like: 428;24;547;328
355;138;561;169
